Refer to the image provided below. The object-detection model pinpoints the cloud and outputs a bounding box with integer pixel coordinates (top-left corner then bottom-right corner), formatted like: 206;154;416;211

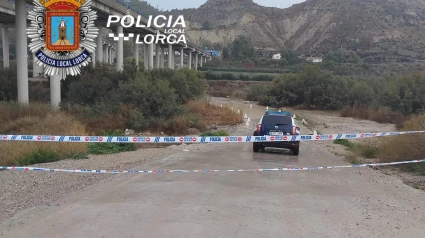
146;0;305;11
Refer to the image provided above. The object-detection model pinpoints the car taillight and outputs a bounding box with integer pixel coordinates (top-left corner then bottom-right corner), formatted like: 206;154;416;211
292;126;296;135
257;124;262;132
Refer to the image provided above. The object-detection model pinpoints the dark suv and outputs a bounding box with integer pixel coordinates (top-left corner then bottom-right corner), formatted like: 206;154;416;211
253;111;301;155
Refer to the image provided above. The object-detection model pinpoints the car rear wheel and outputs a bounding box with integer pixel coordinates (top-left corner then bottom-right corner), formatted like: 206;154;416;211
292;146;300;156
253;144;260;152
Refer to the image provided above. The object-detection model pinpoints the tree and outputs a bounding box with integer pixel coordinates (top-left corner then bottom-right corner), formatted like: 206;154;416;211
324;51;345;63
280;49;300;65
222;46;230;60
228;36;256;61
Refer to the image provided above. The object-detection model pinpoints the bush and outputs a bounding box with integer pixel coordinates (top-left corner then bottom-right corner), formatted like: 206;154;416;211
200;130;229;137
334;139;355;150
87;130;136;155
62;66;207;134
249;66;425;120
14;148;60;166
203;71;276;81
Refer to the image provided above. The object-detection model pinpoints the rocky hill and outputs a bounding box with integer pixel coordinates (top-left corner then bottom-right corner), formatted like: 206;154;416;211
169;0;425;58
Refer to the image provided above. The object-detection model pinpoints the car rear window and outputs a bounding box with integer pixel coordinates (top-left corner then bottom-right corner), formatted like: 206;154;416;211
262;115;292;126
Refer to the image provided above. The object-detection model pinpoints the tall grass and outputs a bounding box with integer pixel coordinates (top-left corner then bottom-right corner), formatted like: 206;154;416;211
340;106;407;127
377;115;425;174
0;103;88;166
186;100;243;126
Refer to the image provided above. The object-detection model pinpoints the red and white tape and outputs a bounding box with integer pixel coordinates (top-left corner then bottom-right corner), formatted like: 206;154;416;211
0;130;424;143
2;159;424;174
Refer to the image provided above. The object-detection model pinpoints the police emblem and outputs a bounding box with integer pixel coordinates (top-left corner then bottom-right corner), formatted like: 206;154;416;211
27;0;99;79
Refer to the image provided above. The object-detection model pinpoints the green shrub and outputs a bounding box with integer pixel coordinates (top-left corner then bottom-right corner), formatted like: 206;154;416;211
62;66;206;134
200;130;229;136
402;164;425;176
87;130;136;155
334;139;355;150
15;148;60;166
87;143;136;155
248;65;425;115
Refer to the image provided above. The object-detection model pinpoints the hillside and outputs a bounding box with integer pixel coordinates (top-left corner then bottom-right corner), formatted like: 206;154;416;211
169;0;425;58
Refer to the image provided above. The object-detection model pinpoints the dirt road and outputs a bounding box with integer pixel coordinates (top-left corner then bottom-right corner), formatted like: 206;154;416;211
1;98;424;238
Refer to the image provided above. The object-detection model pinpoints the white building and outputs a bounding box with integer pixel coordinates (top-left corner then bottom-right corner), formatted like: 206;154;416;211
272;53;281;60
306;57;323;63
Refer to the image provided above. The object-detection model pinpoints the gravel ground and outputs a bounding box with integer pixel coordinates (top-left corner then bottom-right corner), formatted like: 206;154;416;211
0;145;179;222
0;118;245;223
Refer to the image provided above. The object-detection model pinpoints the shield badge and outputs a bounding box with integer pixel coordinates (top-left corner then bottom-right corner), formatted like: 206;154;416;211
27;0;99;79
275;126;278;129
46;11;80;51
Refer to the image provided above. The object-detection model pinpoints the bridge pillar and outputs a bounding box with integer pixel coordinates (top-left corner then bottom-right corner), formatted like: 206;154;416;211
172;50;176;69
168;45;173;69
134;42;139;69
155;45;160;69
50;75;61;109
96;26;103;65
116;26;124;71
180;49;184;69
109;47;113;64
104;44;109;64
188;52;192;69
160;47;165;68
195;54;198;70
148;43;154;70
143;44;148;69
2;27;9;68
200;55;203;67
16;0;29;103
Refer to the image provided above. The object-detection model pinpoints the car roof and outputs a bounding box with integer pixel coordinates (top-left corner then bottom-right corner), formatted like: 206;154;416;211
260;115;296;125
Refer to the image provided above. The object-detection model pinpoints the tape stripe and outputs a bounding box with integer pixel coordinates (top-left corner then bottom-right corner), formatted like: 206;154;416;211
2;159;424;174
1;130;424;143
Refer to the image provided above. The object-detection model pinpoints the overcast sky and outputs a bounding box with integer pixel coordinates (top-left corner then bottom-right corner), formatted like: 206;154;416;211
146;0;306;11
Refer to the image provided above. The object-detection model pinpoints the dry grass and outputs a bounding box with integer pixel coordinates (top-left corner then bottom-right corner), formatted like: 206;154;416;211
379;115;425;163
340;106;407;127
187;100;243;126
0;103;88;166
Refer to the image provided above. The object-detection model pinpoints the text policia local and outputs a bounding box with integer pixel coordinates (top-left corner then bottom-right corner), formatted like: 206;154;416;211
107;15;187;45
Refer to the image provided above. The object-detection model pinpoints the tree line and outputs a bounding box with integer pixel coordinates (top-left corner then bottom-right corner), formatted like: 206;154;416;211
247;65;425;115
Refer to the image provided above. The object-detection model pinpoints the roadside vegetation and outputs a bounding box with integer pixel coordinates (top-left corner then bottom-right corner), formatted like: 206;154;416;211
0;64;243;166
200;130;229;137
334;114;425;175
246;65;425;125
202;71;276;81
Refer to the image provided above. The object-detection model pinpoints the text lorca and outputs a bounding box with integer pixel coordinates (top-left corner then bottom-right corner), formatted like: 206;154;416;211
134;33;186;45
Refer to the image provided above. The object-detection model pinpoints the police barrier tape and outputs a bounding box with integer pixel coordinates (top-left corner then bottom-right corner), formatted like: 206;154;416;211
1;159;424;174
0;130;425;143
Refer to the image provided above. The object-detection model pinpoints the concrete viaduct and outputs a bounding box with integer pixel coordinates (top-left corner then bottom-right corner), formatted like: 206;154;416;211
0;0;210;107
